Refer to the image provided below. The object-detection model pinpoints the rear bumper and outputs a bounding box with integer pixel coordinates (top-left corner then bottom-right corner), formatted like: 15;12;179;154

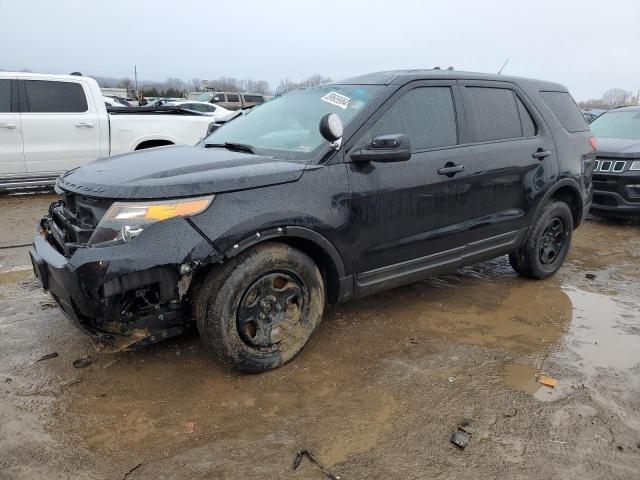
30;218;219;350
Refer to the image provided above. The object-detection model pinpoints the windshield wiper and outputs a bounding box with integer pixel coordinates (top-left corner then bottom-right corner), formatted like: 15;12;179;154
205;142;255;154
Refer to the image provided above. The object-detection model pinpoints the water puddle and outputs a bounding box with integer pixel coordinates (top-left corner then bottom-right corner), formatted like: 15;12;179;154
562;287;640;375
502;364;562;402
502;286;640;401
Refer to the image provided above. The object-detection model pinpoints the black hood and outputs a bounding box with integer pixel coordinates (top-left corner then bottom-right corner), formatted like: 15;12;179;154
596;137;640;159
56;145;307;199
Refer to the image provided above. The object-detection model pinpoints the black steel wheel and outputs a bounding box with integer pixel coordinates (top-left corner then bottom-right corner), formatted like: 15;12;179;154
538;217;566;267
236;272;309;349
509;200;573;279
195;242;324;372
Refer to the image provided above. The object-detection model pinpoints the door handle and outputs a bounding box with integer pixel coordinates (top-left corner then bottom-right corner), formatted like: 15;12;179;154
532;149;551;159
0;123;16;129
438;163;465;176
75;122;95;128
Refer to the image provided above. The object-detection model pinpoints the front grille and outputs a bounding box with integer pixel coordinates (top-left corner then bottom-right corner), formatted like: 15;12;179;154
45;192;113;256
594;158;627;173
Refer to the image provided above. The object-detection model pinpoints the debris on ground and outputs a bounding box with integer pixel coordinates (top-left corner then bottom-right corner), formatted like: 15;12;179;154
405;336;420;344
73;357;92;369
585;272;597;279
121;461;144;480
32;352;58;364
504;408;518;418
293;450;340;480
4;377;12;384
61;378;83;388
536;374;557;388
40;300;57;310
102;359;119;369
450;426;472;449
448;377;456;383
184;421;195;433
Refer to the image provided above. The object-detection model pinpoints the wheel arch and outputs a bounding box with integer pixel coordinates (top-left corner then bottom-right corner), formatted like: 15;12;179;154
134;139;175;150
534;179;585;229
223;226;350;305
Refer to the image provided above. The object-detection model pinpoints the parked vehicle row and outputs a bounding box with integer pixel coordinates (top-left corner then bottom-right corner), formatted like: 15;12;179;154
29;69;595;372
0;72;216;189
195;91;267;110
161;100;232;119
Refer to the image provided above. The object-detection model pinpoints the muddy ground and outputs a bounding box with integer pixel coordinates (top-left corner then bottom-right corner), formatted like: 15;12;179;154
0;192;639;480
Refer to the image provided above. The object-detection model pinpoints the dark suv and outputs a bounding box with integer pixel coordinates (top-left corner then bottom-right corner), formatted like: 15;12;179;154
29;70;595;372
588;106;640;216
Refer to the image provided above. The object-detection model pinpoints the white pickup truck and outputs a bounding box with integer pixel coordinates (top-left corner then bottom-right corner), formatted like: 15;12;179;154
0;72;216;189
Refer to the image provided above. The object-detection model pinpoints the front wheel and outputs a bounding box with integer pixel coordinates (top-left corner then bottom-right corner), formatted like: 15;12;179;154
194;242;325;372
509;201;573;279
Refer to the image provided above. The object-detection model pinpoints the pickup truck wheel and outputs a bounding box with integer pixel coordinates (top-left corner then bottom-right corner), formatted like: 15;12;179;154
195;242;324;372
509;201;573;279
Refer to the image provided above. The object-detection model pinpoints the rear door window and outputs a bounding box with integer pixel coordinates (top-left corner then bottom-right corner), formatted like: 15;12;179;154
24;80;88;113
463;87;522;142
0;80;11;112
364;86;458;151
540;91;588;133
227;94;240;103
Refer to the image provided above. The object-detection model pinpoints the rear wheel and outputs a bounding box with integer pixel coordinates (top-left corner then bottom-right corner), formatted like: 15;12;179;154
195;242;324;372
509;201;573;279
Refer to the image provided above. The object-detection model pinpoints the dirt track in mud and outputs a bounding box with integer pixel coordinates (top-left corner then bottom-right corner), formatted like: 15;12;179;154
1;192;639;480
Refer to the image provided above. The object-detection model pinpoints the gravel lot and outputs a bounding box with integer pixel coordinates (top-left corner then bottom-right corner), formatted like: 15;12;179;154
1;192;639;479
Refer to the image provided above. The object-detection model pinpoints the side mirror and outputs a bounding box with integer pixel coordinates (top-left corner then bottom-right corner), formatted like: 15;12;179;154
350;134;411;163
319;113;343;150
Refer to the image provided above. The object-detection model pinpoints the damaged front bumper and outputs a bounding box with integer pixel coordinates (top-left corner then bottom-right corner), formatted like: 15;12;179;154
29;215;220;351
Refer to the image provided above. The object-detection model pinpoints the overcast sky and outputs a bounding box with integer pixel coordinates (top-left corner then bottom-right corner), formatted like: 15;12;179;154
1;0;638;100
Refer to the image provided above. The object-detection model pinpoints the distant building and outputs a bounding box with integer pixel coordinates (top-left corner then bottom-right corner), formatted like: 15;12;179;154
100;87;128;98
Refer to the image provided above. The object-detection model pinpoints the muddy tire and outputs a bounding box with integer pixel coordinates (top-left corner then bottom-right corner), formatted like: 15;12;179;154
194;242;324;373
509;201;573;279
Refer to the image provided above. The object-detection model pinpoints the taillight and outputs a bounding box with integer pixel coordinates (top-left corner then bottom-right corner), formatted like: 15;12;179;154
588;136;597;151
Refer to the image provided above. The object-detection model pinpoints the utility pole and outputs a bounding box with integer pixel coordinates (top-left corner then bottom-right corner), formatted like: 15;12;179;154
134;65;138;93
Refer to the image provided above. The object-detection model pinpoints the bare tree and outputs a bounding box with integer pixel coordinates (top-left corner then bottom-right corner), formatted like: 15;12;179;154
602;88;633;108
275;74;332;96
188;78;201;92
117;77;134;93
240;78;271;94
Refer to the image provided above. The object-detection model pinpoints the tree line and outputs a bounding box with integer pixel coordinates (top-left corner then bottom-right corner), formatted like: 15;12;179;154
93;74;333;98
578;88;640;110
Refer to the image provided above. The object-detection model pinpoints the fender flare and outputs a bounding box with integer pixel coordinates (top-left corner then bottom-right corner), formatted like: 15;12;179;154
530;178;585;226
223;226;347;279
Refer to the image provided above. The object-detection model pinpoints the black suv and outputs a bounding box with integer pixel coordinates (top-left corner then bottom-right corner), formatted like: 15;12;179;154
588;106;640;216
29;70;595;372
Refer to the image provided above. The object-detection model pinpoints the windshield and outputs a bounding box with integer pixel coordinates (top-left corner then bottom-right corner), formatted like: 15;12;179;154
203;85;383;160
590;111;640;140
196;92;213;102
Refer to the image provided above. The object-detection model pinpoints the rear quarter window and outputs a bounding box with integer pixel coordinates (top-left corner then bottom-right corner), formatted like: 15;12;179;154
540;91;588;133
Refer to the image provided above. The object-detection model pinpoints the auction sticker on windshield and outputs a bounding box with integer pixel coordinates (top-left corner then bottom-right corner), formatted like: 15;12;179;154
321;91;351;109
